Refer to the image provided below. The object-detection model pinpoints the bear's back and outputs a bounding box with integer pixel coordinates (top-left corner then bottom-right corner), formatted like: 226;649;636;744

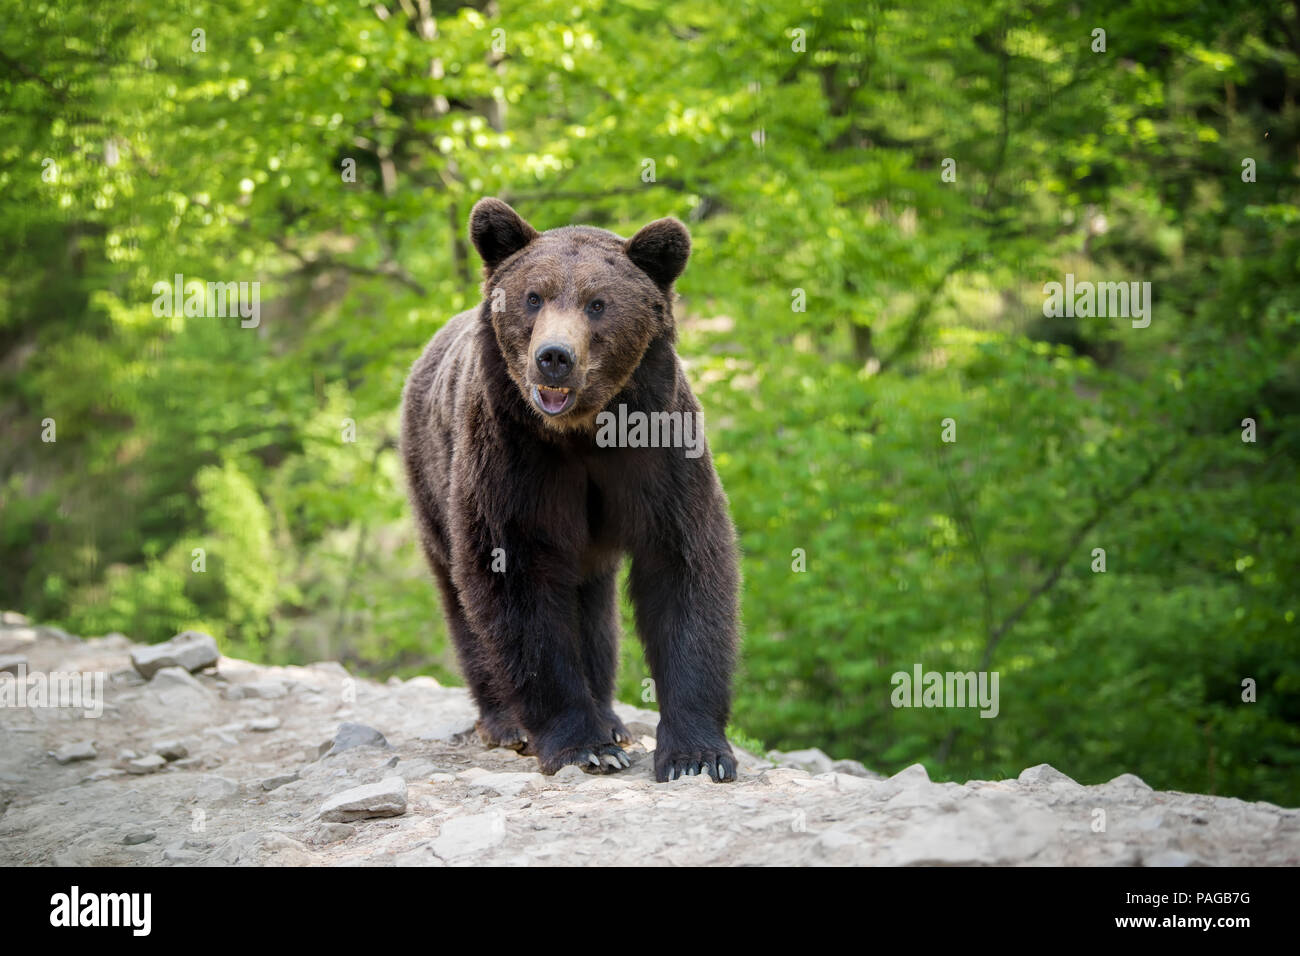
400;307;484;562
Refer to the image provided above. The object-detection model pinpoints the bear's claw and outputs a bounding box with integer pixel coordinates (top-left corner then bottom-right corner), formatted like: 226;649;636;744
600;712;633;745
657;750;736;783
545;742;630;775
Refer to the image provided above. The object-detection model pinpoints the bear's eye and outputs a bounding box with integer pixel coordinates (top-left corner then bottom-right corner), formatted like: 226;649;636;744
526;292;542;309
587;299;605;315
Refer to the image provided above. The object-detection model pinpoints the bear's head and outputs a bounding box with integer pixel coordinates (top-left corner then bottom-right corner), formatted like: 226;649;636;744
470;197;690;432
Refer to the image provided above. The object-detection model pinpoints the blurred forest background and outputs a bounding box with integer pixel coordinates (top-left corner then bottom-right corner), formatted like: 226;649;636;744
2;0;1297;804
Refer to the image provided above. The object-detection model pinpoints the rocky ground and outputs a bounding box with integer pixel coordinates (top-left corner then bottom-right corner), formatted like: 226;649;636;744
1;617;1296;866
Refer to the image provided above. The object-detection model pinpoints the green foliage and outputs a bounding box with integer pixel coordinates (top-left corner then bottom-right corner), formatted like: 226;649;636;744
1;0;1296;803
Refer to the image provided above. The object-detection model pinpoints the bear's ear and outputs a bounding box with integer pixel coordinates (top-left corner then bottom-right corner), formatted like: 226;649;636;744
469;198;539;274
625;217;691;291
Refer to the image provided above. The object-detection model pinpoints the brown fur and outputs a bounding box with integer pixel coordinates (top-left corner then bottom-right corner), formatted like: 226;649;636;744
401;199;740;781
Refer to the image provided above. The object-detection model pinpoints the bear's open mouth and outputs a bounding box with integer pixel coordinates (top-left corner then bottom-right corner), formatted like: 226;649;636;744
532;385;574;416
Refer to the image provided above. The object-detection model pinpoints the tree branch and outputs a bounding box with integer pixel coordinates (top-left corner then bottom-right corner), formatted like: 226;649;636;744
876;249;974;372
271;236;428;296
978;445;1179;671
0;50;67;101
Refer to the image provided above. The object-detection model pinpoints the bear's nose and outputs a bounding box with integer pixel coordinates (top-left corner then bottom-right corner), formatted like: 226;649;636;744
535;343;575;384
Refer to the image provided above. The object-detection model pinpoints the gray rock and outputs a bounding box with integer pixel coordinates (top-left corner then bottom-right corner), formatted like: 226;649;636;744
830;758;882;779
0;654;27;675
109;668;147;687
553;765;587;785
817;828;861;852
262;772;299;791
323;722;390;757
258;833;311;864
767;747;834;775
469;771;544;797
148;667;215;707
884;791;1058;865
311;822;356;845
0;611;30;627
248;716;281;732
122;831;155;845
884;782;947;810
1018;764;1082;789
209;832;262;868
53;741;97;764
163;843;202;864
393;759;438;782
818;771;877;791
0;626;39;648
1106;772;1153;791
391;843;442;866
81;768;125;782
153;740;189;761
431;811;506;859
225;679;289;700
130;630;219;679
307;661;351;679
205;724;240;745
889;763;932;786
1134;810;1166;831
194;775;239;801
126;754;166;774
319;776;407;822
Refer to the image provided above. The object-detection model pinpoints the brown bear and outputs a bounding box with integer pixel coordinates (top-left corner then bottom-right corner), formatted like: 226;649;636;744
400;198;740;781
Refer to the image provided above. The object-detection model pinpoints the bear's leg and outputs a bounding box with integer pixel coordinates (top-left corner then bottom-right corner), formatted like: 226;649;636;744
431;563;528;752
508;585;631;774
453;562;631;774
629;504;740;783
577;570;633;746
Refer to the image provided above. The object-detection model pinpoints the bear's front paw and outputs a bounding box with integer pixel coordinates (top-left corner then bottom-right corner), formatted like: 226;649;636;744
655;741;737;783
539;742;631;775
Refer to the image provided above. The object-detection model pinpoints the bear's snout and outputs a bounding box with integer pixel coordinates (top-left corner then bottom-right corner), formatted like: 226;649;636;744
525;306;589;418
533;342;579;414
535;342;575;384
